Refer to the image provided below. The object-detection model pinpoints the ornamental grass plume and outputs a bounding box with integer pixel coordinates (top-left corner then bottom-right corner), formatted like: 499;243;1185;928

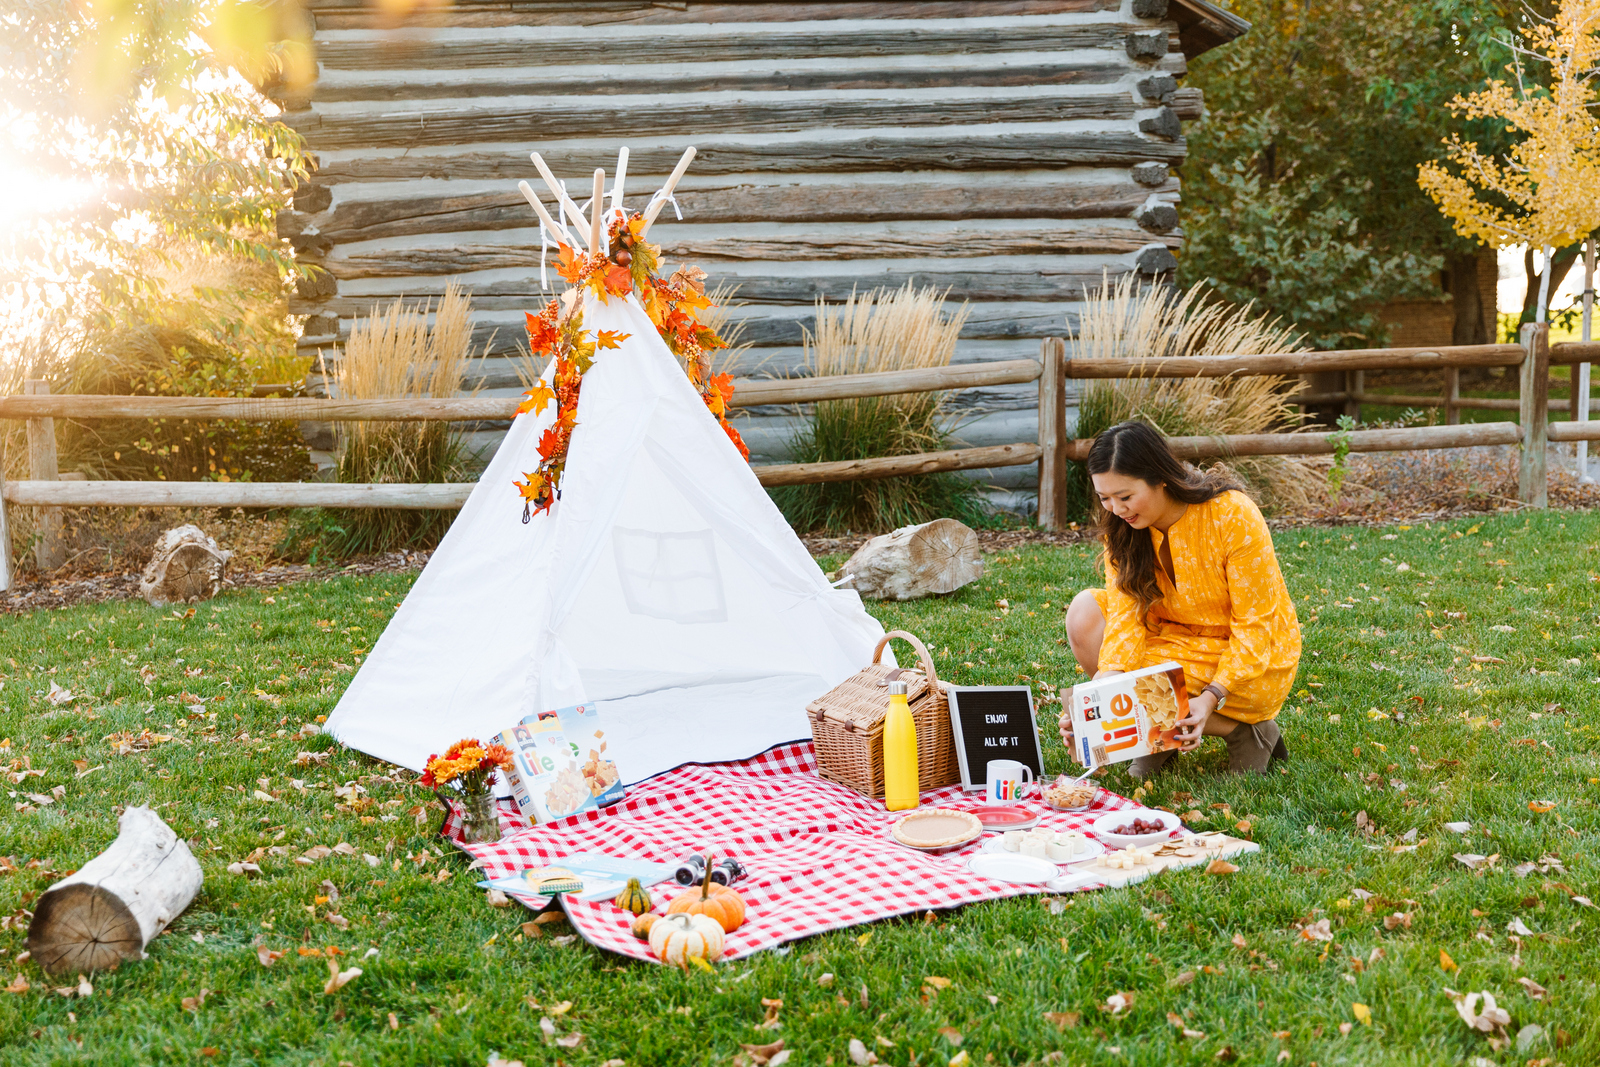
774;282;986;533
321;283;479;554
1417;0;1600;321
1068;275;1325;518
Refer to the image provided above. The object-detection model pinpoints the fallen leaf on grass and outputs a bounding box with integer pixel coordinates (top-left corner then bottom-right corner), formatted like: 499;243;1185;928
256;947;284;968
322;960;361;994
485;889;510;908
738;1039;785;1066
1528;801;1556;814
1205;859;1239;876
555;1033;584;1048
5;975;28;994
1300;919;1333;942
46;682;75;706
817;972;834;987
182;989;213;1012
937;1026;962;1045
1384;912;1413;930
948;1053;970;1067
1572;895;1596;909
1454;853;1500;873
227;861;261;877
1507;917;1534;937
1440;949;1458;972
1351;1003;1371;1026
1099;991;1134;1015
1444;822;1471;834
847;1037;877;1066
1168;971;1196;988
1518;977;1547;1000
1446;988;1511;1033
1042;1011;1079;1029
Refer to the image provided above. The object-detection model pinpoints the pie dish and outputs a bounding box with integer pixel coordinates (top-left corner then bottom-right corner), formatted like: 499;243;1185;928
890;808;983;852
970;805;1039;831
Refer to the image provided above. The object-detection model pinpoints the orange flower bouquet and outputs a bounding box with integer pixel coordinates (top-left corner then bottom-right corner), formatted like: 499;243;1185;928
421;739;514;844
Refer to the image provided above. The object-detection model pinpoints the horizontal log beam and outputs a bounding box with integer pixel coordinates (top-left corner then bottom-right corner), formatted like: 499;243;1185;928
1548;421;1600;441
320;228;1178;278
753;442;1042;486
1067;344;1526;379
308;132;1187;183
2;481;474;509
308;61;1134;102
285;178;1175;245
0;395;522;422
732;359;1041;406
286;93;1143;150
1551;341;1600;365
1303;391;1576;412
315;22;1131;71
1063;420;1523;461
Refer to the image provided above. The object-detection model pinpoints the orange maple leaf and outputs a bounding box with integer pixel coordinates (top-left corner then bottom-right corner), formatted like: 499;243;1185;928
710;372;736;405
595;330;631;350
514;472;546;501
537;427;561;460
554;244;585;284
515;384;557;416
722;421;750;460
603;262;634;295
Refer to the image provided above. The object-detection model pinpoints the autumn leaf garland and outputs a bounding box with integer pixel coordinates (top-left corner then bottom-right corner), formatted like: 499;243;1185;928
510;210;749;518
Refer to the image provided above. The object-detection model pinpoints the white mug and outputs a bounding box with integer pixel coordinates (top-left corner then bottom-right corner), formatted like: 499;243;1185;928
986;759;1034;802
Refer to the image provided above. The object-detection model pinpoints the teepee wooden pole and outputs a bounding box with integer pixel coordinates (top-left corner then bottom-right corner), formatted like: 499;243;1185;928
530;153;592;249
611;146;629;218
641;147;697;235
590;169;606;253
516;180;566;243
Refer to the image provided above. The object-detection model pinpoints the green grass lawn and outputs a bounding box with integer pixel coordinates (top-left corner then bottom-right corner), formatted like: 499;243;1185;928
3;511;1599;1066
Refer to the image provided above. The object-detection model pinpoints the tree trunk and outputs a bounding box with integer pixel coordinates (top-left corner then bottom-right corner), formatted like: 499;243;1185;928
1448;251;1489;346
27;806;204;975
139;525;232;607
1522;244;1582;326
833;518;984;601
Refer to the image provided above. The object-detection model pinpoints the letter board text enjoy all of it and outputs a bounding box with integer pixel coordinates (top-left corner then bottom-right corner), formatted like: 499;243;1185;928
947;686;1043;792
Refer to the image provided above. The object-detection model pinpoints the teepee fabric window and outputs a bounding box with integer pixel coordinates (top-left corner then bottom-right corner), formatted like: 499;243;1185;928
611;527;727;624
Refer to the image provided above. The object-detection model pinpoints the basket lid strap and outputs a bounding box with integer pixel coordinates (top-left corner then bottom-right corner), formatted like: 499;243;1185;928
871;630;940;690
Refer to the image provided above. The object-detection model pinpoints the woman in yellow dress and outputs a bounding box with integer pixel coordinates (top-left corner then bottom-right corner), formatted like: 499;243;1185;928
1057;420;1301;775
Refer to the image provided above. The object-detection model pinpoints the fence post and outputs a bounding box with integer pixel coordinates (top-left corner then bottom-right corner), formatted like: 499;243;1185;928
1518;323;1549;507
1036;337;1068;530
24;379;64;570
1444;366;1460;425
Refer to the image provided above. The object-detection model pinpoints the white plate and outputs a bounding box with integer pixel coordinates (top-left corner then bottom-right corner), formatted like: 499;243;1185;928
966;852;1058;885
1091;808;1184;849
979;835;1105;864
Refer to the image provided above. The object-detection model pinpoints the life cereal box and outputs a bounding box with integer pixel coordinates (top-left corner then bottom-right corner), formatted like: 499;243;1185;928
1067;662;1189;769
495;704;625;823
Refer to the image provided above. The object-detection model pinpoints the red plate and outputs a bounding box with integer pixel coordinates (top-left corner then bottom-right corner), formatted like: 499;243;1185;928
971;805;1039;830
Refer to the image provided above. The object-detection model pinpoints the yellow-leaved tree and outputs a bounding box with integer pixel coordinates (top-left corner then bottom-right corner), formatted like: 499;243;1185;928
1417;0;1600;321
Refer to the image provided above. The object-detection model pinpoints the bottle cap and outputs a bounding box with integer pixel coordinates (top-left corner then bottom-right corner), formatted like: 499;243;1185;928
888;680;908;696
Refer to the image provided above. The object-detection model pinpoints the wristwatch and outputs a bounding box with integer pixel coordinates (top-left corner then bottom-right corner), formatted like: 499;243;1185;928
1201;683;1228;709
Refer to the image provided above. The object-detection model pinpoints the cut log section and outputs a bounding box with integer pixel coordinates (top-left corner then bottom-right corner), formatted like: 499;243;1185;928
139;525;232;607
835;518;984;601
27;806;203;975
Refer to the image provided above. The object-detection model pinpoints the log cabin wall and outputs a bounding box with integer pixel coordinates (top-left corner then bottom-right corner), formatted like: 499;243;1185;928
278;0;1245;503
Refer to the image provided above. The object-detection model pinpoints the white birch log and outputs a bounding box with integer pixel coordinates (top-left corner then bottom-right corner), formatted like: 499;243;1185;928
27;806;204;975
834;518;984;601
139;525;232;607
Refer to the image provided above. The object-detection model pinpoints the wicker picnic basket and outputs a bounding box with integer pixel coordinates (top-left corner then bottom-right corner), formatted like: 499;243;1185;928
806;630;960;798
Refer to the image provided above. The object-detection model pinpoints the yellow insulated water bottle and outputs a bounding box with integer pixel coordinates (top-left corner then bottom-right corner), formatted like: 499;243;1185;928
883;679;919;811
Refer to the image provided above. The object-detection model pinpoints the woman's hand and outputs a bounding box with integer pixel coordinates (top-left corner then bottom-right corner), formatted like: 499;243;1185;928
1058;710;1075;748
1173;690;1219;751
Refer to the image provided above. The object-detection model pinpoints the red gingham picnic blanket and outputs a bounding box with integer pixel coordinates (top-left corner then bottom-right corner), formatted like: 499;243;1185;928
443;741;1138;963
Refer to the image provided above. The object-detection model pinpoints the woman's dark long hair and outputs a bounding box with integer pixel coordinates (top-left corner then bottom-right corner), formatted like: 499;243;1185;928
1087;420;1245;623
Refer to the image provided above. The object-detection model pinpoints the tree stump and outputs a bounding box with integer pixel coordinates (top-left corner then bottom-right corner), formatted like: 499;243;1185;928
139;525;231;607
27;806;203;975
833;518;984;601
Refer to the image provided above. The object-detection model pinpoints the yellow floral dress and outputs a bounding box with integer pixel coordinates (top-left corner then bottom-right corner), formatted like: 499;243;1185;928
1091;490;1301;724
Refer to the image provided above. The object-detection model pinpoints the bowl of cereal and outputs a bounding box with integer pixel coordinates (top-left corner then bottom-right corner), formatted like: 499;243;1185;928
1043;774;1099;812
1091;808;1182;849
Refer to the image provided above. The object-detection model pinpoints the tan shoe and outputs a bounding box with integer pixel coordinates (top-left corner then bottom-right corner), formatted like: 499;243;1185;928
1226;719;1288;774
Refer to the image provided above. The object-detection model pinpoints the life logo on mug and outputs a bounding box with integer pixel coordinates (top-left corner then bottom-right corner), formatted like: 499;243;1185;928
986;759;1034;803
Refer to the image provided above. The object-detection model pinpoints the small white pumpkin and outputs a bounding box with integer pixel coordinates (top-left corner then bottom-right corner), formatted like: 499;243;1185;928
648;911;725;967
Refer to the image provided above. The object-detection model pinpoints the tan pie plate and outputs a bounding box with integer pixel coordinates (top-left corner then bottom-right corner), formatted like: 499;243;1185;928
891;808;983;852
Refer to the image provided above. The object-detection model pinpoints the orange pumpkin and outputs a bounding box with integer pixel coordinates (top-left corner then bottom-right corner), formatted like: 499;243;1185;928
666;852;747;933
630;913;658;940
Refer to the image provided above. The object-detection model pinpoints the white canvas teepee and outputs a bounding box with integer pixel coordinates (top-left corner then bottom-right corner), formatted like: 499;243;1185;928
325;151;888;784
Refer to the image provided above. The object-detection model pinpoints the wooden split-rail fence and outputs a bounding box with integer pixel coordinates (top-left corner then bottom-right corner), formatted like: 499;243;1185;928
2;323;1594;591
